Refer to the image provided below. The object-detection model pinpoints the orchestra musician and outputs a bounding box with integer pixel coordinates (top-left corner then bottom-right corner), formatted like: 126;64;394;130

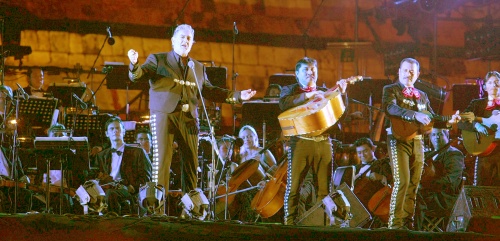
238;125;277;173
21;68;46;98
94;117;152;215
135;128;153;160
382;57;463;230
0;85;32;213
416;124;465;231
353;137;392;188
279;57;348;225
458;71;500;186
127;24;256;209
352;137;392;227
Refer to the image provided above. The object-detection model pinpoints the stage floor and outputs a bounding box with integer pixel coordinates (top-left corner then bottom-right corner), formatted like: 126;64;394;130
0;213;498;241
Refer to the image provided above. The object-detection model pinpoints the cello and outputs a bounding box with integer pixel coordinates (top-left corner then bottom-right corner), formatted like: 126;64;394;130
214;159;261;217
250;158;288;218
367;185;392;223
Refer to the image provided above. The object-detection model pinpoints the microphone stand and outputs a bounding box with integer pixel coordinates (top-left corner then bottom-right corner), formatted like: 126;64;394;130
189;63;227;221
231;22;239;134
11;90;23;213
348;97;382;112
86;33;110;111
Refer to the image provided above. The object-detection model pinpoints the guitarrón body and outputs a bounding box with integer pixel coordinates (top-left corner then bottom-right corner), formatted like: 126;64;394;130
278;76;363;137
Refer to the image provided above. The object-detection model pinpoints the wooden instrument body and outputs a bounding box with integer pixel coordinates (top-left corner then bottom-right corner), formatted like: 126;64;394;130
250;160;288;218
278;88;345;136
214;159;260;215
367;185;392;223
353;176;385;208
389;112;433;141
462;129;498;157
278;76;363;137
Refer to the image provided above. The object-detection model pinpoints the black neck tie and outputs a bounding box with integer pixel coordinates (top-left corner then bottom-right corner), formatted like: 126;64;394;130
110;148;123;156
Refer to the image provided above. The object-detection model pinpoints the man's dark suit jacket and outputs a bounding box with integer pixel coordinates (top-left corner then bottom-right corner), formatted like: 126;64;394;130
355;157;393;185
95;145;152;193
129;50;241;118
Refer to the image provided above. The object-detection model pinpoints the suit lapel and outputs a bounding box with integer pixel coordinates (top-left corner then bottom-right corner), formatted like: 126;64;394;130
166;51;185;80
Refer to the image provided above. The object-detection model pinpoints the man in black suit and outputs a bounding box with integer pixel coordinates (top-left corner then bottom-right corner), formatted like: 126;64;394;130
94;117;152;215
353;137;392;189
23;68;46;98
382;58;463;229
127;24;256;198
416;125;465;231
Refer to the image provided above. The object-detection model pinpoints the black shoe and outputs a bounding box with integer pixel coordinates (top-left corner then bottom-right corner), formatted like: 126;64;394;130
404;218;415;230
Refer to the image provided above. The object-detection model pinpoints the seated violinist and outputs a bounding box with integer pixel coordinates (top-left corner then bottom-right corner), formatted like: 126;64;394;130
416;125;465;231
94;117;152;215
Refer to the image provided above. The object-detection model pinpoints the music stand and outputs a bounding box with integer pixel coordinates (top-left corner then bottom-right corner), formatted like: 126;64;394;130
46;82;87;107
105;64;148;90
241;100;282;146
64;114;113;148
34;136;89;214
18;97;58;137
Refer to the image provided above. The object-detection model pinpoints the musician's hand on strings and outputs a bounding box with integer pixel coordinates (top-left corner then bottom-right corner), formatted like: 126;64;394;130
415;112;431;125
460;111;475;123
305;90;324;100
128;49;139;65
448;110;462;124
336;79;348;94
240;89;256;100
475;123;489;135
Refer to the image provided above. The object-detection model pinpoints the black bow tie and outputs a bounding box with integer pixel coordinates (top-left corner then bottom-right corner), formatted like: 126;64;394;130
110;148;123;156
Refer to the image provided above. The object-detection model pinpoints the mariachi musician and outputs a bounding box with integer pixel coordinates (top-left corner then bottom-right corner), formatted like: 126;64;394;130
279;57;348;225
458;71;500;186
94;117;152;215
382;58;464;230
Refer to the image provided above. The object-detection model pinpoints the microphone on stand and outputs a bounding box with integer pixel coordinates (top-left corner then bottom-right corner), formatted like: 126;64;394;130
106;26;115;45
15;83;29;100
187;60;195;70
233;22;239;35
72;93;88;110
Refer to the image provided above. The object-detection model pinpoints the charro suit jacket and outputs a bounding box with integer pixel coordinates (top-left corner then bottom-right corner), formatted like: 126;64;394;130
129;50;241;119
95;145;152;193
382;81;447;131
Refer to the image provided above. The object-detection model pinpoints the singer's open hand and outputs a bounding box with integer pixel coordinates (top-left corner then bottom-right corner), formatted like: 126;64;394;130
336;79;348;94
128;49;139;65
240;89;256;101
